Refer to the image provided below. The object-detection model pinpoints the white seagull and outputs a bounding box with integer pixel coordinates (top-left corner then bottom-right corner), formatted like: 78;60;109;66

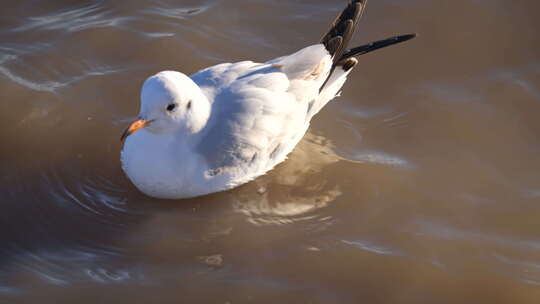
120;0;415;199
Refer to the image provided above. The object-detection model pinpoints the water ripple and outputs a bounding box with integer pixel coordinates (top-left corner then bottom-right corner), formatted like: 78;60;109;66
414;221;540;252
43;169;137;219
0;64;63;93
84;268;134;284
1;248;145;290
339;150;414;169
493;253;540;286
142;3;212;20
342;239;404;256
0;53;128;93
0;43;54;56
492;67;540;100
0;285;20;295
10;3;132;33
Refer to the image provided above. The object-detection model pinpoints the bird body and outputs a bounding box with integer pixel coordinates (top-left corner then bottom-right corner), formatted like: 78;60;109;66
121;0;415;199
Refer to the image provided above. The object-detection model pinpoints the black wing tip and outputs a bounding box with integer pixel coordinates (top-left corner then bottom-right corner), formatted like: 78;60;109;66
339;33;417;61
321;0;368;57
380;33;417;44
386;33;417;45
399;33;417;41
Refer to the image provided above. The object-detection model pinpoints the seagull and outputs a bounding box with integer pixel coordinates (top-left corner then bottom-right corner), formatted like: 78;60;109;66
120;0;415;199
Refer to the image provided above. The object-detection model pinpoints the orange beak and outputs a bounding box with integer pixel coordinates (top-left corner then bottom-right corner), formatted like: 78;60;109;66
121;119;154;142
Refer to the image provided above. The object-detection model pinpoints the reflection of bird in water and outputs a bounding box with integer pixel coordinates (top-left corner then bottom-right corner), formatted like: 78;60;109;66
120;0;415;199
232;133;341;226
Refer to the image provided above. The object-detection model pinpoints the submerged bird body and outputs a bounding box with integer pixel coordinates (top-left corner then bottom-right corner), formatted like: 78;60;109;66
121;0;415;199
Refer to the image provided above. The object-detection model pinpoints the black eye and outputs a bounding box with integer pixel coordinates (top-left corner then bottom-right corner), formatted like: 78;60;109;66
187;101;192;110
166;104;176;112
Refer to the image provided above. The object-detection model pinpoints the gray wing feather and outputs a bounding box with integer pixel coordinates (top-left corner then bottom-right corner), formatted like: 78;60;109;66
194;64;294;172
192;44;331;173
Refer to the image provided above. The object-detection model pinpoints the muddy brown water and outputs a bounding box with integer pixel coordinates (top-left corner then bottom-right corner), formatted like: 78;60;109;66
1;0;540;303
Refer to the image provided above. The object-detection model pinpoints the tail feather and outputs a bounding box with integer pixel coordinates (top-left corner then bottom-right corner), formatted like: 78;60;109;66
319;0;416;91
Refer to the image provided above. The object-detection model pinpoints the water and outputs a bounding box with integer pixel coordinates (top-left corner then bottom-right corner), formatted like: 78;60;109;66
1;0;539;303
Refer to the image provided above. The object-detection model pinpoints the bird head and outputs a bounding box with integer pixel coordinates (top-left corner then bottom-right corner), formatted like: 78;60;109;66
121;71;210;141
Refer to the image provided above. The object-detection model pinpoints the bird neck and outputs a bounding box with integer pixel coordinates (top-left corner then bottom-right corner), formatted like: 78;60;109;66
177;92;211;148
189;93;211;132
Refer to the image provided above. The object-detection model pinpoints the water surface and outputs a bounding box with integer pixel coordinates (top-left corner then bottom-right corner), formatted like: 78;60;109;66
1;0;540;303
